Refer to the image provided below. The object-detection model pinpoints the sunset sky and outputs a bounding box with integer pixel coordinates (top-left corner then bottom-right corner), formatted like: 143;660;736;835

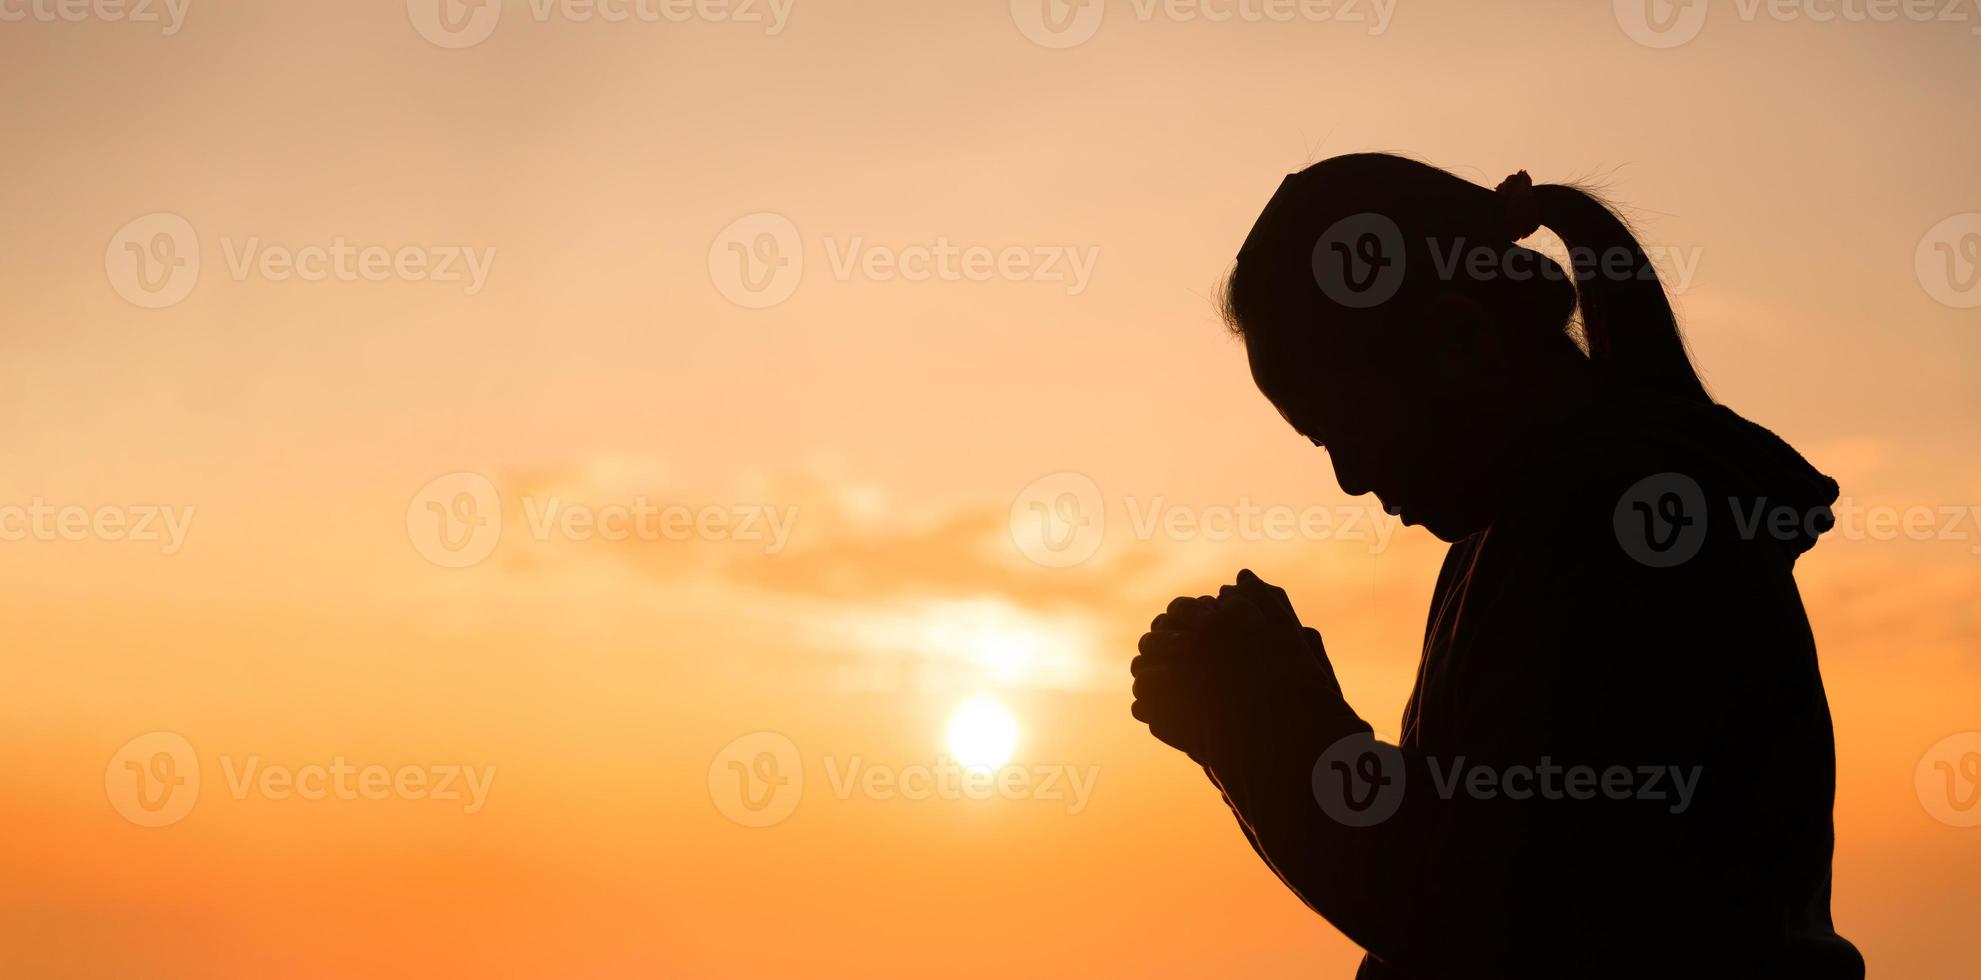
2;1;1979;976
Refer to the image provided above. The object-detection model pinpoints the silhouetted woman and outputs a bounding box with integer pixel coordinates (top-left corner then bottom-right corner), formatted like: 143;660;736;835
1130;154;1862;978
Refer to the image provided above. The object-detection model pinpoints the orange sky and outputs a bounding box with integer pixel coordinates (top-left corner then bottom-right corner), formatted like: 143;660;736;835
2;1;1979;977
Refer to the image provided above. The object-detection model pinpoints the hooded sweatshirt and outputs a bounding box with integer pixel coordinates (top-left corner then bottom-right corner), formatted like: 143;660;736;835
1200;390;1864;979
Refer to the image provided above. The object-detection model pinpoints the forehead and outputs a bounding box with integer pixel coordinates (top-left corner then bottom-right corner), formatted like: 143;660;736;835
1244;327;1395;438
1245;337;1325;425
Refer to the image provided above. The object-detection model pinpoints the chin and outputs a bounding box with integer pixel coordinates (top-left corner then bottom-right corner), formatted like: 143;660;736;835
1413;507;1488;543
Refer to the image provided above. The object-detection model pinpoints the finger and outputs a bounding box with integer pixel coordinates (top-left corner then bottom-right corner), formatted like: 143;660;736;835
1301;626;1326;658
1213;586;1267;633
1151;595;1217;632
1131;679;1187;721
1234;568;1300;627
1168;595;1216;621
1130;654;1181;679
1137;630;1212;661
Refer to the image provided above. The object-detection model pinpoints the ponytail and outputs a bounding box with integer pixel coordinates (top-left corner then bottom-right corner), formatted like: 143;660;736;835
1222;154;1715;408
1529;183;1712;405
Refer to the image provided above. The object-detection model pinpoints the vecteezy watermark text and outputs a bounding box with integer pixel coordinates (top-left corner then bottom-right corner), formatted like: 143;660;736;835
1010;0;1396;50
821;755;1099;811
1008;471;1402;568
1615;0;1981;49
0;0;189;33
708;212;1100;308
105;212;497;309
407;471;799;568
106;732;495;828
707;731;1100;827
408;0;794;50
0;499;193;554
521;496;798;549
1615;472;1981;566
1311;213;1705;310
1312;732;1705;827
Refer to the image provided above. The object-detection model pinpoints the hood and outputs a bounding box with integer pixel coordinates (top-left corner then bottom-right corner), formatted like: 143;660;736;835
1590;391;1841;561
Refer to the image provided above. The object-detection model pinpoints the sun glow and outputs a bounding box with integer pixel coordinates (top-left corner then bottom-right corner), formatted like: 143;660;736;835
835;596;1102;693
945;695;1020;771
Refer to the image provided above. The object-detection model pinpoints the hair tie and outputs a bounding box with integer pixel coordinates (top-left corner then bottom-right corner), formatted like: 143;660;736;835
1496;170;1541;240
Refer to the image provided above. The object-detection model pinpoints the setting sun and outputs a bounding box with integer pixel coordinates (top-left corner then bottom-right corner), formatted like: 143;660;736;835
946;695;1020;772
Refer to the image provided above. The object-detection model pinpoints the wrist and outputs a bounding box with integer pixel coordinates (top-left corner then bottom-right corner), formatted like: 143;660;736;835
1202;692;1369;788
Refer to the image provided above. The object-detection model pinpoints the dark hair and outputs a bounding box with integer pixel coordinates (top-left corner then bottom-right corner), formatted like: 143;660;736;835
1219;153;1711;404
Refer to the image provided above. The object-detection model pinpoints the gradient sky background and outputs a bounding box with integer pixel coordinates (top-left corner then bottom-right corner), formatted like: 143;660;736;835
3;0;1979;976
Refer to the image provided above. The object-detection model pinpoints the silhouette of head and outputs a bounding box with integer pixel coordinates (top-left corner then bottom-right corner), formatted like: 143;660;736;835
1221;153;1710;541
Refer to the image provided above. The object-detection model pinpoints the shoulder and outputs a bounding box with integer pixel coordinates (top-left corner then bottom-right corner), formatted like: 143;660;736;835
1496;397;1808;585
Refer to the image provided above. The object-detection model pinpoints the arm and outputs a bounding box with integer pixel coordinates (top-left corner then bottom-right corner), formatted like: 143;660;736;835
1139;543;1772;975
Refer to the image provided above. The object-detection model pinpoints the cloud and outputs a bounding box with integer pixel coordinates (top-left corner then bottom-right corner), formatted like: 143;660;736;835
400;454;1448;694
404;452;1981;701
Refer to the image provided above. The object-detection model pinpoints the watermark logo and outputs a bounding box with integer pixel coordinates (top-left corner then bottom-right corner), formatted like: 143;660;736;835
106;212;200;309
708;731;805;827
1312;731;1406;827
408;471;503;568
1918;731;1981;828
1917;213;1981;309
1614;472;1709;567
1010;471;1106;568
1010;0;1106;47
1312;212;1406;308
407;0;501;48
1614;0;1709;47
106;732;201;828
709;211;804;308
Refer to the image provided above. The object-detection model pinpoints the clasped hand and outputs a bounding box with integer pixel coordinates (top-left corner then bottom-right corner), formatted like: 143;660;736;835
1130;569;1356;767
